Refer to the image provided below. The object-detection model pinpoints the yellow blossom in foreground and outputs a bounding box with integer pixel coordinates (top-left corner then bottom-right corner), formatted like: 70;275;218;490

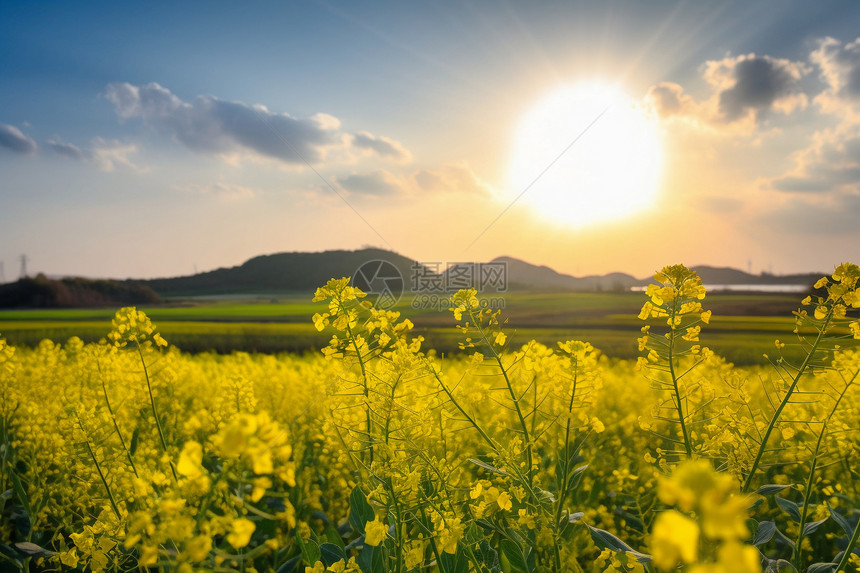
177;440;204;478
226;518;256;549
651;510;699;570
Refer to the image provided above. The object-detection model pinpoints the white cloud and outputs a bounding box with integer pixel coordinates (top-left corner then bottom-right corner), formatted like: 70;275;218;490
46;138;86;160
766;125;860;194
412;163;492;196
104;82;411;167
762;38;860;197
45;135;144;172
647;82;697;118
0;123;38;155
704;54;810;122
351;131;412;163
334;163;493;197
810;36;860;121
335;170;404;196
646;54;809;132
90;138;147;172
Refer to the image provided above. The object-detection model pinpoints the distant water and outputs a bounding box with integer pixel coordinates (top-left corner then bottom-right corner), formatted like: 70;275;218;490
630;284;809;293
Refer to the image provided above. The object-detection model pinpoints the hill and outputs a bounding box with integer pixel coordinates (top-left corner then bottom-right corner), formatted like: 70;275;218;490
462;256;645;292
691;265;822;286
145;248;424;296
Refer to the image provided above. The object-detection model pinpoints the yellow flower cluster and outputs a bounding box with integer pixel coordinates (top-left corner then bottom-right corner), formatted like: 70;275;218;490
799;262;860;338
651;461;759;572
106;306;168;349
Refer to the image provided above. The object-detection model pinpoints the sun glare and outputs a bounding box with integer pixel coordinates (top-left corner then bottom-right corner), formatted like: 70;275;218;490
508;83;663;227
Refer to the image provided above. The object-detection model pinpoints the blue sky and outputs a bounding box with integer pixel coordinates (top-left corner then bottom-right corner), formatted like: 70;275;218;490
2;1;860;280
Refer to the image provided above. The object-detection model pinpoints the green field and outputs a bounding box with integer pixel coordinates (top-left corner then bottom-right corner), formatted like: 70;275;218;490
0;290;845;364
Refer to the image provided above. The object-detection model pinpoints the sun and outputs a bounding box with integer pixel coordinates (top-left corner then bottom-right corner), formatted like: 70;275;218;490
508;83;663;227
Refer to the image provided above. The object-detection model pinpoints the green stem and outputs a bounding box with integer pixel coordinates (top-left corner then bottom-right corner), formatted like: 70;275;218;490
554;358;581;569
99;369;138;478
428;366;496;452
836;513;860;573
742;313;831;493
136;342;177;482
667;296;693;459
341;298;374;468
470;307;534;485
792;422;825;569
419;503;443;573
793;365;858;569
75;412;121;520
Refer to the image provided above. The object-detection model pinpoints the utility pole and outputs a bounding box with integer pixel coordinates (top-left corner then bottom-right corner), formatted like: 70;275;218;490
19;254;28;278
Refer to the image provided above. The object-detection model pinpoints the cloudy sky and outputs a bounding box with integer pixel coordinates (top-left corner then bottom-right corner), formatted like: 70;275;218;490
2;1;860;280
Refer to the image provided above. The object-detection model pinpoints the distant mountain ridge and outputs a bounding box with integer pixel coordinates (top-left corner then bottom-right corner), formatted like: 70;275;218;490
689;265;822;286
134;248;823;297
144;248;424;296
489;256;643;291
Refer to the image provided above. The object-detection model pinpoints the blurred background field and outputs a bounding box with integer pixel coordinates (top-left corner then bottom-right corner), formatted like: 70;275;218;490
0;290;834;364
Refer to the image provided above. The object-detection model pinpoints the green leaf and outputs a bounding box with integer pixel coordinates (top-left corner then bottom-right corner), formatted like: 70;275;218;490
764;558;798;572
827;502;854;536
478;540;501;573
348;486;374;534
275;555;300;573
371;543;387;572
129;427;140;456
586;524;652;563
534;487;556;504
568;512;585;523
468;457;508;476
356;544;374;573
756;484;792;496
0;489;11;514
753;521;777;546
12;542;54;558
803;517;829;536
295;530;321;567
774;527;796;550
463;522;484;546
775;496;801;522
439;549;469;573
567;464;588;489
0;543;22;564
7;465;32;528
319;543;347;567
500;539;527;573
323;525;344;549
806;563;837;573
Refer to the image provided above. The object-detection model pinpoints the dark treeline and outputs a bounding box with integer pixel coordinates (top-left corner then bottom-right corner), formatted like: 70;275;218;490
0;274;161;308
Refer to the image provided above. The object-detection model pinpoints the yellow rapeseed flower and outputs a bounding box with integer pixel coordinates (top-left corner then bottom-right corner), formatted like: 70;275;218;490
364;518;387;546
651;510;699;570
226;518;256;549
177;441;204;478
